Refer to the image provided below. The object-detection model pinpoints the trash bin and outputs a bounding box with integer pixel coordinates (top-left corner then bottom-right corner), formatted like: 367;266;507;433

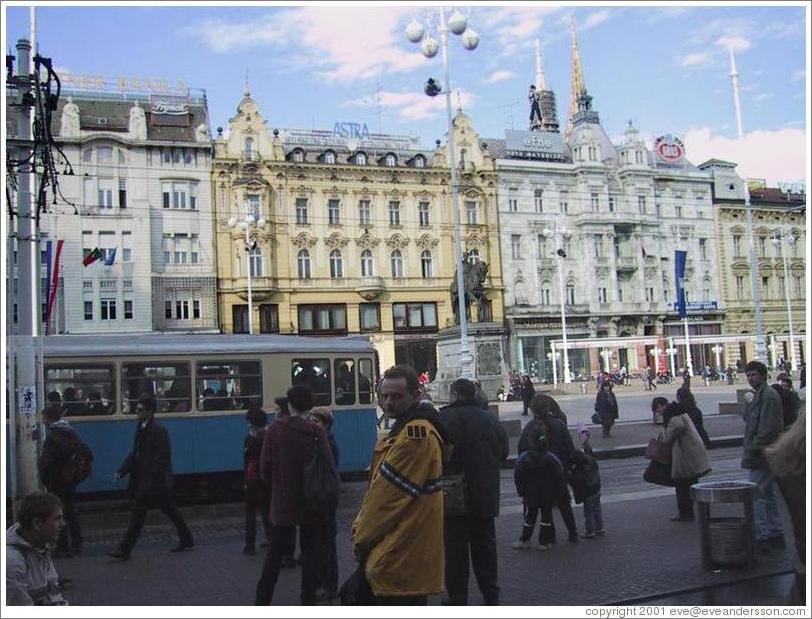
691;481;758;569
580;383;587;395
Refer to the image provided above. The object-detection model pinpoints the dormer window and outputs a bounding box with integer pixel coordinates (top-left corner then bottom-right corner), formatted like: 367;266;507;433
291;149;304;163
635;150;643;164
323;150;336;164
413;155;425;169
384;153;396;167
355;152;367;165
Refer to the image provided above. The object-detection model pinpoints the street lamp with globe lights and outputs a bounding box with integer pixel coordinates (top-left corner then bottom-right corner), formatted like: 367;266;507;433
546;350;561;386
405;8;479;379
228;210;266;335
711;344;724;373
650;347;662;375
771;227;797;373
542;225;572;383
665;344;677;379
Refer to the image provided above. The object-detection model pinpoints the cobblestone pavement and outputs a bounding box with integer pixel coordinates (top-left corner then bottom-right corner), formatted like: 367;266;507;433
52;445;797;606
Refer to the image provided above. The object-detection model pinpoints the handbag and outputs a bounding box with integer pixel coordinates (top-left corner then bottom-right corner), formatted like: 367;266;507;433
591;412;603;425
644;434;671;464
340;560;375;605
442;474;468;517
643;459;674;487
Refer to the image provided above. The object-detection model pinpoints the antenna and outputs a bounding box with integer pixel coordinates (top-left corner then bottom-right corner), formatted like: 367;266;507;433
376;79;383;135
503;100;519;130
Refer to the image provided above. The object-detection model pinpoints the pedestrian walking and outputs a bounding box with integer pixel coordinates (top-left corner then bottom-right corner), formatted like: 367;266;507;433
771;373;801;429
651;396;669;425
521;375;535;417
646;366;657;391
6;492;68;606
512;419;566;551
38;393;89;557
308;406;340;601
518;394;579;542
594;382;619;438
255;385;338;605
765;413;806;604
270;396;297;568
660;401;711;521
571;426;604;538
352;365;450;605
107;397;194;560
243;402;270;555
439;378;509;605
741;361;786;551
675;387;711;448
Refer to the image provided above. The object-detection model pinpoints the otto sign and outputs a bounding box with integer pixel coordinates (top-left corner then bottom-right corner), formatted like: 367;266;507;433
654;134;685;164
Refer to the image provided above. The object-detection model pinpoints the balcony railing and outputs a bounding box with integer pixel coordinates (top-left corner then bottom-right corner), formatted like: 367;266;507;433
356;276;385;300
617;256;638;270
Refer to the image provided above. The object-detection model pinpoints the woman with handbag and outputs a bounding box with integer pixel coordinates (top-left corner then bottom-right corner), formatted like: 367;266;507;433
594;382;619;438
660;401;711;522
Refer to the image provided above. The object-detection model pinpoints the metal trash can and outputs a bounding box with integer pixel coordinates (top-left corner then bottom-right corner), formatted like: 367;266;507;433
691;481;758;568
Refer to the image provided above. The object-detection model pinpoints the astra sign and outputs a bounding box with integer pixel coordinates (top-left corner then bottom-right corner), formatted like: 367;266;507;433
333;122;371;139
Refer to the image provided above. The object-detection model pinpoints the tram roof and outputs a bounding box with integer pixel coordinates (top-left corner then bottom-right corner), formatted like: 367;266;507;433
38;334;375;357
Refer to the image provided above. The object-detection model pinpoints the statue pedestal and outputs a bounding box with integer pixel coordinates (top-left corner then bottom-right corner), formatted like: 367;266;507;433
433;322;508;404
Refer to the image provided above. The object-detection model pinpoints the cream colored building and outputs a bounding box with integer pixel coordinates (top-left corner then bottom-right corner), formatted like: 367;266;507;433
702;160;807;368
212;88;504;375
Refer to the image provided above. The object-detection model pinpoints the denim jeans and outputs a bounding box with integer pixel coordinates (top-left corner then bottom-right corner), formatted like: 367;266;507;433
748;467;784;540
583;493;604;534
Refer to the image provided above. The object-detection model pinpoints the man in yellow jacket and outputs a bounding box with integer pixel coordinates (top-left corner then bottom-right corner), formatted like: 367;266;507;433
352;365;450;605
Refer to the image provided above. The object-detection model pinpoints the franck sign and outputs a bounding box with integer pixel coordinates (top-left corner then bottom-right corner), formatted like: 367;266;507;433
150;95;190;127
504;130;566;161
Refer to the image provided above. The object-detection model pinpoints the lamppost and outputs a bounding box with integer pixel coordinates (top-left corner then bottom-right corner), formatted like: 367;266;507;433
711;344;724;372
771;227;797;373
600;349;612;373
650;347;662;375
665;342;677;379
767;339;778;370
406;9;479;379
546;350;560;387
228;210;266;335
543;226;571;383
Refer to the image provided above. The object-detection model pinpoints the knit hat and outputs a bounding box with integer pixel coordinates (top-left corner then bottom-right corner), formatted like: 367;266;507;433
576;422;591;442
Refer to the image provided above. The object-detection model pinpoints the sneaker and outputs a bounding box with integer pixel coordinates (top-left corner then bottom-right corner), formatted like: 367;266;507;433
511;540;532;550
568;533;580;543
581;532;596;539
107;548;131;560
535;543;552;551
595;529;606;536
669;514;694;522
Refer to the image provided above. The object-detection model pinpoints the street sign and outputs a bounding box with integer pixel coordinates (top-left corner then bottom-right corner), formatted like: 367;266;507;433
17;385;36;415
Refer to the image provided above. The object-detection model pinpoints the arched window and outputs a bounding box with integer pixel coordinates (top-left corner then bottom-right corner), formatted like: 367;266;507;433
355;152;367;165
329;249;343;279
361;249;374;277
541;281;551;305
292;149;304;163
390;250;404;278
421;250;433;278
385;153;396;167
297;249;311;279
324;151;336;164
414;156;425;168
466;249;480;264
250;248;263;277
244;137;254;157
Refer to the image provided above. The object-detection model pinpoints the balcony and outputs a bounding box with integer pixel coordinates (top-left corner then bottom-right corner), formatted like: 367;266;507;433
617;256;638;271
537;258;555;270
356;276;385;300
235;277;278;301
241;151;260;162
565;303;590;314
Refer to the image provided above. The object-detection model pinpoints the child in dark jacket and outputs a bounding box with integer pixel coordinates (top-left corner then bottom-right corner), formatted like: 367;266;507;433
571;425;604;538
243;405;270;554
512;420;567;551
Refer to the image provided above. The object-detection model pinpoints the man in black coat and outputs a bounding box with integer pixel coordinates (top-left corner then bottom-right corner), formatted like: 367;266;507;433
107;397;193;559
439;379;509;605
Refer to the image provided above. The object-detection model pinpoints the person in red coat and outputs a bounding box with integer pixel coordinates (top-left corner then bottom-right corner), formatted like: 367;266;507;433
255;384;338;605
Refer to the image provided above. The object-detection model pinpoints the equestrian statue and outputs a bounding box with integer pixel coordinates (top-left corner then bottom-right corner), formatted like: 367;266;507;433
450;259;489;323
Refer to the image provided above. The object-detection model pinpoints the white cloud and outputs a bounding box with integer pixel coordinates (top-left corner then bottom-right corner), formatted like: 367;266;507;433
791;69;805;82
181;7;424;82
715;35;751;52
342;89;476;123
582;9;612;30
677;52;713;68
683;127;807;185
753;93;772;102
647;6;691;23
484;70;514;84
480;6;561;56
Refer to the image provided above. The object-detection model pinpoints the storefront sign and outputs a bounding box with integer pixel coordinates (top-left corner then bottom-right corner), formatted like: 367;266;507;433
61;73;189;95
150;95;190;127
281;128;417;152
333;122;371;140
654;134;685;164
504;129;566;161
672;301;718;312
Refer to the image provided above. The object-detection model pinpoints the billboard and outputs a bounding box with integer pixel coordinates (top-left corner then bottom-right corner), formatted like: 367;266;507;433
504;130;566;161
149;95;190;127
654;134;685;164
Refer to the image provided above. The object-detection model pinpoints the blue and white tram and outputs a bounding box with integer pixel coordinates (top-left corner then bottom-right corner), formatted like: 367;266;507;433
39;334;378;495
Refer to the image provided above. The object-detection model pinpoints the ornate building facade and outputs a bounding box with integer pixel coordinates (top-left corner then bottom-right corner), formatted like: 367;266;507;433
493;29;724;381
702;160;807;368
212;87;504;375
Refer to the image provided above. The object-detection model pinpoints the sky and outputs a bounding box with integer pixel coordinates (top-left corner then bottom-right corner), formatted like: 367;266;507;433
4;2;809;185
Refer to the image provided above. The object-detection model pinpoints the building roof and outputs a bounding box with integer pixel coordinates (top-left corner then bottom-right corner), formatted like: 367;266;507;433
749;186;806;206
697;159;738;169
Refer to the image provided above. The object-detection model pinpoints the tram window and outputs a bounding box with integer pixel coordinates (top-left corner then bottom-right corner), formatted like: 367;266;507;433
334;359;356;405
292;359;331;406
45;364;115;416
195;360;262;411
122;362;191;414
358;358;374;404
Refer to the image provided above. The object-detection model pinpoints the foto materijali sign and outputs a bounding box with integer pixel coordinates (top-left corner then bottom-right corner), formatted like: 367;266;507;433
654;134;686;164
150;95;190;127
61;74;189;96
504;130;566;161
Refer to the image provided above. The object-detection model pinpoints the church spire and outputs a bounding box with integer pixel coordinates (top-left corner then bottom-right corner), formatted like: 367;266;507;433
567;17;586;132
535;39;546;91
244;70;251;97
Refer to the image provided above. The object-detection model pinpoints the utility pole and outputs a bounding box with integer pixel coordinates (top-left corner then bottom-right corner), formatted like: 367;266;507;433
13;32;42;497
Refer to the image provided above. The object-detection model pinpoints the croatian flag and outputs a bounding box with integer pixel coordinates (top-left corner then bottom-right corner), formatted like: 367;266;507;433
44;239;64;334
675;250;688;319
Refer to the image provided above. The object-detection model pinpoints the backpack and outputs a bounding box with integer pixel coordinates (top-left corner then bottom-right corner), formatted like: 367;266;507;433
62;442;94;486
570;450;600;504
302;433;339;517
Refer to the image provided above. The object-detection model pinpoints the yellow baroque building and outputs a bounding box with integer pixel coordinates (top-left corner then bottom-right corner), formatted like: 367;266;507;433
212;89;504;376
